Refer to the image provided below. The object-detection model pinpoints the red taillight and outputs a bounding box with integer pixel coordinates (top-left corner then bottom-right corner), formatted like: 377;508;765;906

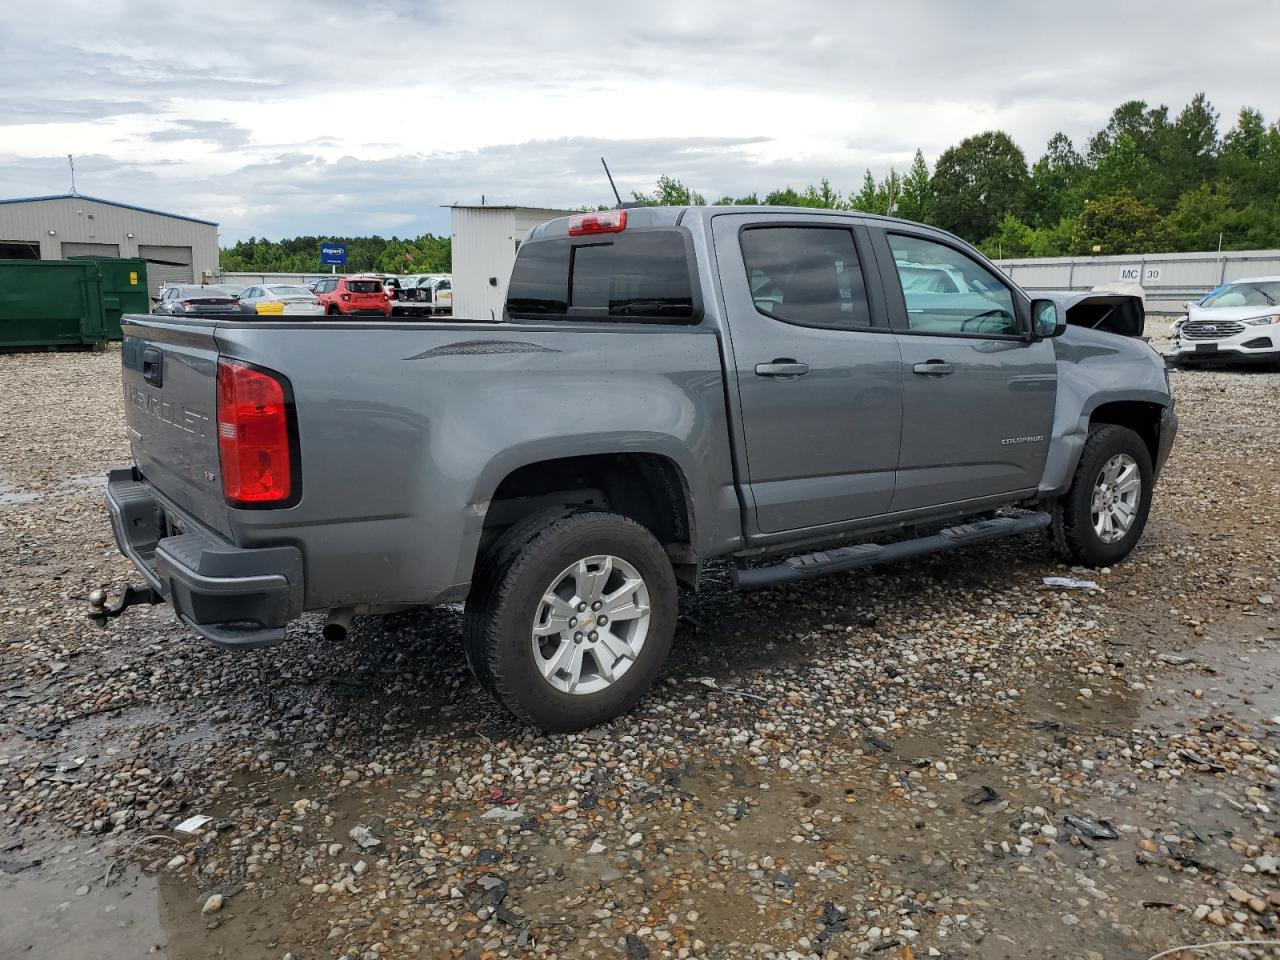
216;360;294;506
568;210;627;236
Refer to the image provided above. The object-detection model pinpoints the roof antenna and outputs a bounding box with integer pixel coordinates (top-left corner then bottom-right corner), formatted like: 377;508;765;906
601;157;623;208
68;154;78;196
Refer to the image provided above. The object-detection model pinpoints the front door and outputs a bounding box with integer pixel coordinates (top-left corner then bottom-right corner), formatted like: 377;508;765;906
870;228;1057;513
713;215;903;535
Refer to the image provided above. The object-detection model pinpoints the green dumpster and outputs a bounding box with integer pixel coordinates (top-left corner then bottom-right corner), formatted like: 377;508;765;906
0;258;149;349
91;258;150;340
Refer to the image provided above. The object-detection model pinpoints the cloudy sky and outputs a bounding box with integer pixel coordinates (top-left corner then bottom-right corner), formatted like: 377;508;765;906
3;0;1279;244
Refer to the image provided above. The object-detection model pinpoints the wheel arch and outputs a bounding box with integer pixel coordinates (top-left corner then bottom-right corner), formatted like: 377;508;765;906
1086;399;1165;468
459;445;700;590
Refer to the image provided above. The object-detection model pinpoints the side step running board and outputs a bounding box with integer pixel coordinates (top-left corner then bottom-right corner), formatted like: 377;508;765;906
735;513;1052;591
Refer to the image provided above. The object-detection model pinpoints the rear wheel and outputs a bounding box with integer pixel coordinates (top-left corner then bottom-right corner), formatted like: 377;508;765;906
463;511;677;732
1051;424;1153;566
326;305;340;316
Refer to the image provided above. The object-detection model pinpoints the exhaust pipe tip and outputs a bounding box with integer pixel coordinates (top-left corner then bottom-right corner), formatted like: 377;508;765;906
322;607;354;643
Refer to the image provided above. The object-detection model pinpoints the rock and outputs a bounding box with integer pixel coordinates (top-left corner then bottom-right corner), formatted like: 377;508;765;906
625;934;649;960
202;893;224;914
626;832;643;848
1255;854;1278;875
75;884;89;896
480;807;525;823
166;855;186;871
348;825;381;850
587;840;607;855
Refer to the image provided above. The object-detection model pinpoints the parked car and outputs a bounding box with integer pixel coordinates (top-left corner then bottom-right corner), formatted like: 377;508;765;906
399;275;452;315
152;284;239;316
393;275;451;317
311;276;392;317
1166;276;1280;367
236;284;324;317
102;205;1177;731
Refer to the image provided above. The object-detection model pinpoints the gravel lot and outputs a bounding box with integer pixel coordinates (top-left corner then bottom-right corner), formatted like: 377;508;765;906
1;344;1278;960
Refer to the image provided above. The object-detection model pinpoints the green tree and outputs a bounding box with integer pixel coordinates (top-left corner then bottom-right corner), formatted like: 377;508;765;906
1071;190;1170;255
930;131;1030;242
896;150;932;223
1164;93;1220;206
763;179;845;209
1082;133;1157;205
633;175;706;206
978;214;1035;259
1028;132;1085;227
1164;182;1239;251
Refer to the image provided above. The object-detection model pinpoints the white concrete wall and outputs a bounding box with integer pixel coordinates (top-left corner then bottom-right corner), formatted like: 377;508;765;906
450;206;574;320
994;249;1280;314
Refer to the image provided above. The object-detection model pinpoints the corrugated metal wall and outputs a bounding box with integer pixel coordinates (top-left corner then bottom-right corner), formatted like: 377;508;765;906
994;249;1280;313
0;196;219;296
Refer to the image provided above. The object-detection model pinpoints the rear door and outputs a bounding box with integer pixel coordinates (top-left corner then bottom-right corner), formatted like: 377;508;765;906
121;317;230;535
869;227;1056;512
712;214;902;535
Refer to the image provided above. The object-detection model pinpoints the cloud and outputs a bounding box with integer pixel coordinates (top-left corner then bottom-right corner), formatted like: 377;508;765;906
147;119;252;150
2;0;1279;240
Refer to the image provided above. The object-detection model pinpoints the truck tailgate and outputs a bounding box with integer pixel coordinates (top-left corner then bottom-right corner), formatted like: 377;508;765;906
120;316;232;537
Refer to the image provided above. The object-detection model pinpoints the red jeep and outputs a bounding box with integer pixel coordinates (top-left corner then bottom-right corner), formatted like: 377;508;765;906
312;276;392;317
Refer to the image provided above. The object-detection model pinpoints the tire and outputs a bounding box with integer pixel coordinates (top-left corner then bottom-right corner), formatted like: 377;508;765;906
463;511;677;732
326;305;340;316
1051;424;1153;566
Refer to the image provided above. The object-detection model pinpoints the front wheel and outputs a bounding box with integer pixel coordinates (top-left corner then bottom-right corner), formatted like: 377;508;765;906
1051;424;1153;566
463;512;677;732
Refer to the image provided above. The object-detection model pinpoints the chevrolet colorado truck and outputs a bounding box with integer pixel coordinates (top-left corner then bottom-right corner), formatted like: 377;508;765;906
99;206;1177;731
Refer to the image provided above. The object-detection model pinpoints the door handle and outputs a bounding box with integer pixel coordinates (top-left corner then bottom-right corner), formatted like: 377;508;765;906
141;347;163;387
912;360;954;376
755;360;809;378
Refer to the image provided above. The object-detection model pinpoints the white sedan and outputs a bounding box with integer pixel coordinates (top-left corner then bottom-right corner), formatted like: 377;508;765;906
236;284;325;316
1166;276;1280;367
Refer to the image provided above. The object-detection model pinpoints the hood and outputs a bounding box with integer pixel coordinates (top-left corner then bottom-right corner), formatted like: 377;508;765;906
1187;302;1280;323
1036;291;1146;338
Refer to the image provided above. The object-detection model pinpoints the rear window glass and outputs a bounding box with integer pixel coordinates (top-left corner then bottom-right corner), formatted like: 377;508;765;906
347;281;382;293
507;230;695;322
268;286;311;297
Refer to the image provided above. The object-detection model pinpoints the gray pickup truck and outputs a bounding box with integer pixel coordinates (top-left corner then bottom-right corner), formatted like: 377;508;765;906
99;206;1177;730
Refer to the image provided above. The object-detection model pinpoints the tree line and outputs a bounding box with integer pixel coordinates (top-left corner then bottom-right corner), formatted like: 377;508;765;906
634;93;1280;258
221;92;1280;271
220;234;452;275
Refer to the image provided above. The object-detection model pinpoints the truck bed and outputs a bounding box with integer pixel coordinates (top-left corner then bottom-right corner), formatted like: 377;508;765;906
117;313;740;627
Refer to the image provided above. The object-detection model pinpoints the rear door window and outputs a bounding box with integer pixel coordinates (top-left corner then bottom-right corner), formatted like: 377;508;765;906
738;226;872;330
507;230;695;322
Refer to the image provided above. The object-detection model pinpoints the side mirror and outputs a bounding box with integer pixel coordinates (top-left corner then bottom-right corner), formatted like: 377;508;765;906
1031;299;1066;338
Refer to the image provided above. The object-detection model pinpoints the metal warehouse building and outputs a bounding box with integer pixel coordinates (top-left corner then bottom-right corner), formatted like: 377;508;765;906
449;204;574;320
0;193;219;296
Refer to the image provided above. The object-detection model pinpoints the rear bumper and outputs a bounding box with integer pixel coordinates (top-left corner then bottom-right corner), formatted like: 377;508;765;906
105;468;302;649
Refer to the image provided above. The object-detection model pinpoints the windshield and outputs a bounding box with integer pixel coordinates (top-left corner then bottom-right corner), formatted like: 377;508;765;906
1201;280;1280;308
267;285;312;297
